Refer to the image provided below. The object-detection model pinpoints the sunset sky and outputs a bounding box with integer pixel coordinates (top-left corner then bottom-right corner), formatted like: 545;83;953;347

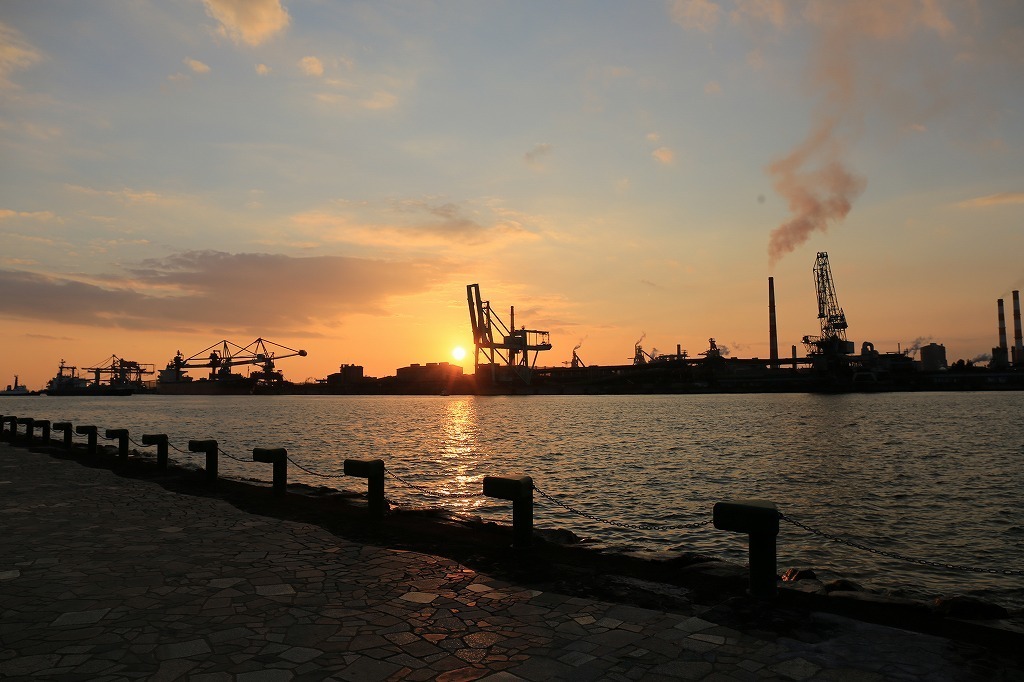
2;1;1023;389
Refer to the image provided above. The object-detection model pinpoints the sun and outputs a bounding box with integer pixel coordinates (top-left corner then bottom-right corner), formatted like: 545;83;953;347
451;346;467;361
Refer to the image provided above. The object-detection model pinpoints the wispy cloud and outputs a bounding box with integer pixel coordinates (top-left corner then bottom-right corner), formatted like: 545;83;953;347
956;192;1024;208
184;58;211;74
202;0;290;47
670;0;721;33
300;56;324;77
0;209;59;222
524;143;553;168
651;147;675;165
0;22;42;90
290;198;541;250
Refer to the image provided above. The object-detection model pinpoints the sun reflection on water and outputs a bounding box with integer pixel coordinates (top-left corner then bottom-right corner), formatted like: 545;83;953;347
434;398;484;513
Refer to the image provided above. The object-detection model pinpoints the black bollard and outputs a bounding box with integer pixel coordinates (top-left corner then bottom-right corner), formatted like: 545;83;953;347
36;419;51;446
713;500;781;598
4;415;23;443
142;434;169;470
75;425;98;456
252;447;288;497
53;422;74;449
483;475;534;549
343;458;386;521
188;439;218;484
105;428;129;462
16;417;33;445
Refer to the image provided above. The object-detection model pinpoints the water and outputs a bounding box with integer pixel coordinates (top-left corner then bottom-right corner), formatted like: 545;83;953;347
7;392;1023;609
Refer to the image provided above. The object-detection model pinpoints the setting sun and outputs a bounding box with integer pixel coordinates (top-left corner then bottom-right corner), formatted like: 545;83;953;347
451;346;467;362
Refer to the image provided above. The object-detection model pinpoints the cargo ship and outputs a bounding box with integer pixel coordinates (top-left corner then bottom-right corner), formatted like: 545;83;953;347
156;338;307;395
42;357;149;396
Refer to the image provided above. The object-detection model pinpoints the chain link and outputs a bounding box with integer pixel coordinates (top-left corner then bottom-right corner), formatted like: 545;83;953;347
781;513;1024;576
385;467;485;499
534;484;712;531
215;446;248;463
286;455;347;479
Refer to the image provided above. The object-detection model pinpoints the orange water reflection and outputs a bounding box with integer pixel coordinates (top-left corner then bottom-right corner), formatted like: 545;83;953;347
435;398;483;512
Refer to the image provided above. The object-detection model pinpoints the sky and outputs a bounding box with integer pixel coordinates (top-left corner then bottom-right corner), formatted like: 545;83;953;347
2;0;1023;389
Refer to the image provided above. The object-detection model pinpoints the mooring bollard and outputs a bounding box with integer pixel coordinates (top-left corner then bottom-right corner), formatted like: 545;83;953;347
53;422;74;449
36;419;51;445
252;447;288;497
713;499;781;598
75;425;98;455
483;475;534;549
142;434;169;470
0;415;11;442
343;458;386;521
105;428;129;462
16;417;34;445
188;439;218;484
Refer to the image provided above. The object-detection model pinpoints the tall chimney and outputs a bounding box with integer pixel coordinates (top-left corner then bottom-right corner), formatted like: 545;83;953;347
1013;290;1023;364
998;298;1008;349
768;277;779;369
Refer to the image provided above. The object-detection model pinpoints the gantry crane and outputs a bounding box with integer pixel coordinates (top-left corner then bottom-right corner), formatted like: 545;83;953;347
467;284;551;384
163;338;307;383
82;355;155;388
801;252;855;356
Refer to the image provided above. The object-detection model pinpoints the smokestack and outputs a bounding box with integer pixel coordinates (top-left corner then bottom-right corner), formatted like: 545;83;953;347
998;298;1008;349
1014;291;1023;364
768;277;779;369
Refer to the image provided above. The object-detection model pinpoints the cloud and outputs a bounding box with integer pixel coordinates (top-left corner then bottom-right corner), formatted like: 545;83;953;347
290;199;541;249
524;143;553;168
255;63;270;76
184;58;211;74
0;209;58;222
300;56;324;77
651;147;675;165
202;0;290;47
0;251;441;333
0;22;42;89
670;0;721;32
66;184;169;206
956;192;1024;208
704;80;722;95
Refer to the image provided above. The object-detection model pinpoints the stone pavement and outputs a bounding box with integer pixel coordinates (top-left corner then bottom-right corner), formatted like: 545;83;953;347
0;444;1017;681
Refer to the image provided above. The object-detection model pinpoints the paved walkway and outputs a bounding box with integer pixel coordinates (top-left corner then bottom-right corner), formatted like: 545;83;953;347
0;444;1017;681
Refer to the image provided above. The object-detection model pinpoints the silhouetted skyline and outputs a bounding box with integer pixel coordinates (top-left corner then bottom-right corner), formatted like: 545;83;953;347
2;1;1022;388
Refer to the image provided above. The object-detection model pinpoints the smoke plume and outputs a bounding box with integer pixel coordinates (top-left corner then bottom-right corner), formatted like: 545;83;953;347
758;2;956;265
767;120;866;266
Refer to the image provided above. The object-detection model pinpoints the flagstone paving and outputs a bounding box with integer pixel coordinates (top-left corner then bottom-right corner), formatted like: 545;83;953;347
0;444;1018;680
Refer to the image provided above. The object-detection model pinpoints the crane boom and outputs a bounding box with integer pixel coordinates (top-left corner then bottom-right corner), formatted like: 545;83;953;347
802;252;855;355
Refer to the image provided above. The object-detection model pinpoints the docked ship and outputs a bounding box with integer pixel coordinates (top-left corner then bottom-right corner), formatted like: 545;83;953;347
0;376;31;396
43;356;152;396
156;338;307;395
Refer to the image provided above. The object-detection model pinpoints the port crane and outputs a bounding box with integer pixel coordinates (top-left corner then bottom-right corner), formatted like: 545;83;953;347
164;338;307;382
82;355;155;387
801;251;855;356
467;283;551;384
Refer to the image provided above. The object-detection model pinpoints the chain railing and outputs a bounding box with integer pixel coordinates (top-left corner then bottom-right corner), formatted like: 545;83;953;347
385;466;485;499
781;513;1024;576
18;418;1024;580
534;484;711;531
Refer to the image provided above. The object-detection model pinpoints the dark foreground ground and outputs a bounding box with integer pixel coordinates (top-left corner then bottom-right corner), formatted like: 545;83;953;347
1;441;1022;680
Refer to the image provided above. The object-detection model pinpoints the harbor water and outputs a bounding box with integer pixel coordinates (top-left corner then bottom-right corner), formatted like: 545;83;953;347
8;392;1023;609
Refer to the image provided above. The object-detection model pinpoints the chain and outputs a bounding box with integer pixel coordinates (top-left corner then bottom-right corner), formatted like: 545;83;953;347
215;446;248;463
781;513;1024;576
286;455;347;479
534;484;712;531
385;467;484;499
